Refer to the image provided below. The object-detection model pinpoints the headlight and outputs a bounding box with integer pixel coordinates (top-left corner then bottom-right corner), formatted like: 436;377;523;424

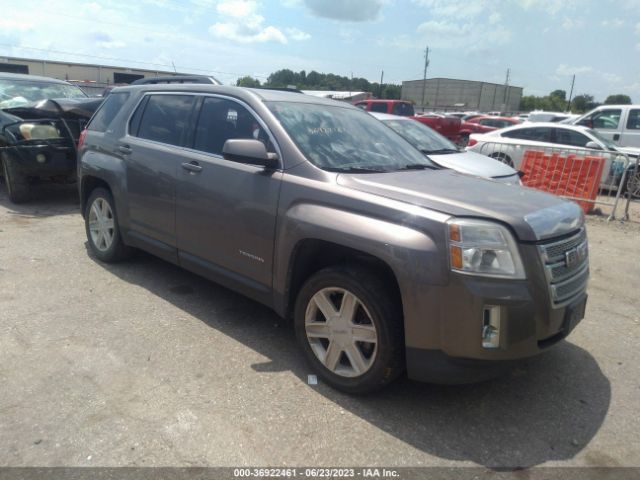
448;218;525;279
18;123;61;140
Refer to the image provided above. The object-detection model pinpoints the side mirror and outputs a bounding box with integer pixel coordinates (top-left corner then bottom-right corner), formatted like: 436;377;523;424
222;139;279;169
585;141;602;150
578;119;593;128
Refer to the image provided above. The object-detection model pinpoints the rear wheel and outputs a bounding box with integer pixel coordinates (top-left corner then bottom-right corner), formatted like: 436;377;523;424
294;265;404;394
489;152;514;168
622;166;640;198
85;187;132;262
1;153;30;203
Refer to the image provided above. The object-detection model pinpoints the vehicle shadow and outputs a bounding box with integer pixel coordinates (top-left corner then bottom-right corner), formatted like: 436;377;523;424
0;181;79;218
90;249;611;470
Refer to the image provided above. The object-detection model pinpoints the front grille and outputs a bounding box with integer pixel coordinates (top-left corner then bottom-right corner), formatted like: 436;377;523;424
538;228;589;307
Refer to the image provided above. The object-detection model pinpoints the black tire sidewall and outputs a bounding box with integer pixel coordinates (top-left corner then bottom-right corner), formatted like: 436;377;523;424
1;153;29;203
294;266;404;394
85;188;126;262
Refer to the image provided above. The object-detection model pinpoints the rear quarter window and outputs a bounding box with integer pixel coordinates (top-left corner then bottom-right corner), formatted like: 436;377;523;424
87;92;130;132
370;103;388;113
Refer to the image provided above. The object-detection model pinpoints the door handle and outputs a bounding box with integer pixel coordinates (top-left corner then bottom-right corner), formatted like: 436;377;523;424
613;134;620;141
181;161;203;173
118;144;132;154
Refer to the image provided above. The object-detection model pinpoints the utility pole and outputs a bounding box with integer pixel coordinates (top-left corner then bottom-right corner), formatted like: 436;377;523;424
502;68;510;113
421;46;430;112
567;74;576;112
379;70;384;98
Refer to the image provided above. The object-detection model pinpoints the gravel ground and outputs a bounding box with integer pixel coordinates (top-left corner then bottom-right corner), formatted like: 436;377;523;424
0;183;639;470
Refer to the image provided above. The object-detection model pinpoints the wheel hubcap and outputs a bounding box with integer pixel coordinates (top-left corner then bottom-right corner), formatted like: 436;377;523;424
305;288;378;378
628;171;640;197
88;197;115;252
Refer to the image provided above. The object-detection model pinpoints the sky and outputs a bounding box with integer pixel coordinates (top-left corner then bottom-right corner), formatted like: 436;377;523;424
0;0;639;101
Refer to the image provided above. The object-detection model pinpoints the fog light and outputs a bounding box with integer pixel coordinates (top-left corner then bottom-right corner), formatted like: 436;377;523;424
482;305;501;349
36;153;46;163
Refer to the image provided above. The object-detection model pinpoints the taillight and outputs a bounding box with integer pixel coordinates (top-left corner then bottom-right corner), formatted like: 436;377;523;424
467;138;478;147
77;129;88;149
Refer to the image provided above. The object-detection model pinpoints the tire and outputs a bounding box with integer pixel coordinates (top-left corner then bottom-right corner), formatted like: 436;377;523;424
1;153;30;203
294;265;404;394
489;152;514;167
84;187;132;262
622;166;640;199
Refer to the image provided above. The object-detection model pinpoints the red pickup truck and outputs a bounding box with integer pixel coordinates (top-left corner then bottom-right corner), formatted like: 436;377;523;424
354;100;461;143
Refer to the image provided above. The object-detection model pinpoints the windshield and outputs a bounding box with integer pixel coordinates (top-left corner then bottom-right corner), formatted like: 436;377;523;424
586;128;618;150
0;79;87;108
267;102;435;172
383;119;458;153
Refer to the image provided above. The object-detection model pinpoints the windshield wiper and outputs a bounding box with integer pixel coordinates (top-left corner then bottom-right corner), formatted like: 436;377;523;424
325;166;388;173
420;148;459;155
395;163;439;171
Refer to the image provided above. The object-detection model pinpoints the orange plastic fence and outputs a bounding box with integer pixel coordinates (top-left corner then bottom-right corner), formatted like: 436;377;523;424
520;151;605;213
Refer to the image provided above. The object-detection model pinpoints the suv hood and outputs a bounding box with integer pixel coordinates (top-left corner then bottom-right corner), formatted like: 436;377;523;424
337;169;583;242
430;150;518;179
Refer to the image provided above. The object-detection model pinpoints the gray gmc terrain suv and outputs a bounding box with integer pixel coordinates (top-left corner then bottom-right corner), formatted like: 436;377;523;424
78;85;589;393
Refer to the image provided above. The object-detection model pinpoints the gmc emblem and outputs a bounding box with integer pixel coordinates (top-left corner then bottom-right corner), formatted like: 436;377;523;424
565;242;588;268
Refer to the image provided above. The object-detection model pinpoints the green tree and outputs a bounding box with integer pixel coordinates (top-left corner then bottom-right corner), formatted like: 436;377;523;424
604;94;632;105
571;94;596;113
236;76;261;88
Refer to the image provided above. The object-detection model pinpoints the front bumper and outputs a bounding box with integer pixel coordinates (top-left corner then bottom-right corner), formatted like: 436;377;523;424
403;242;588;383
3;144;76;179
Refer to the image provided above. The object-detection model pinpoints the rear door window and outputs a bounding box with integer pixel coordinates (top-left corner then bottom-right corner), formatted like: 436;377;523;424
626;109;640;130
502;127;552;142
553;128;590;147
87;92;129;132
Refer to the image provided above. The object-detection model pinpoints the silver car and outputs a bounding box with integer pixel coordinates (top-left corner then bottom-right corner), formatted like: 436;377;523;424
369;112;522;185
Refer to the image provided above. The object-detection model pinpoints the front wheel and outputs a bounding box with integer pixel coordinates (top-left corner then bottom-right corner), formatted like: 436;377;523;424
489;152;514;167
85;187;132;262
294;265;404;394
1;153;30;203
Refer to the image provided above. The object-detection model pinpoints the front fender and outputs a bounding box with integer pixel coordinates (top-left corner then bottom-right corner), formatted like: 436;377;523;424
272;203;450;331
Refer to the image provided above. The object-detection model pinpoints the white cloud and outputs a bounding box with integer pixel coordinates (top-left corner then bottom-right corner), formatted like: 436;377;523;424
601;72;622;83
636;22;640;35
601;18;625;28
209;0;303;44
285;27;310;41
209;22;287;43
412;0;489;19
415;19;511;49
302;0;384;22
216;0;257;18
562;18;584;30
556;64;593;76
489;12;502;25
516;0;578;15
